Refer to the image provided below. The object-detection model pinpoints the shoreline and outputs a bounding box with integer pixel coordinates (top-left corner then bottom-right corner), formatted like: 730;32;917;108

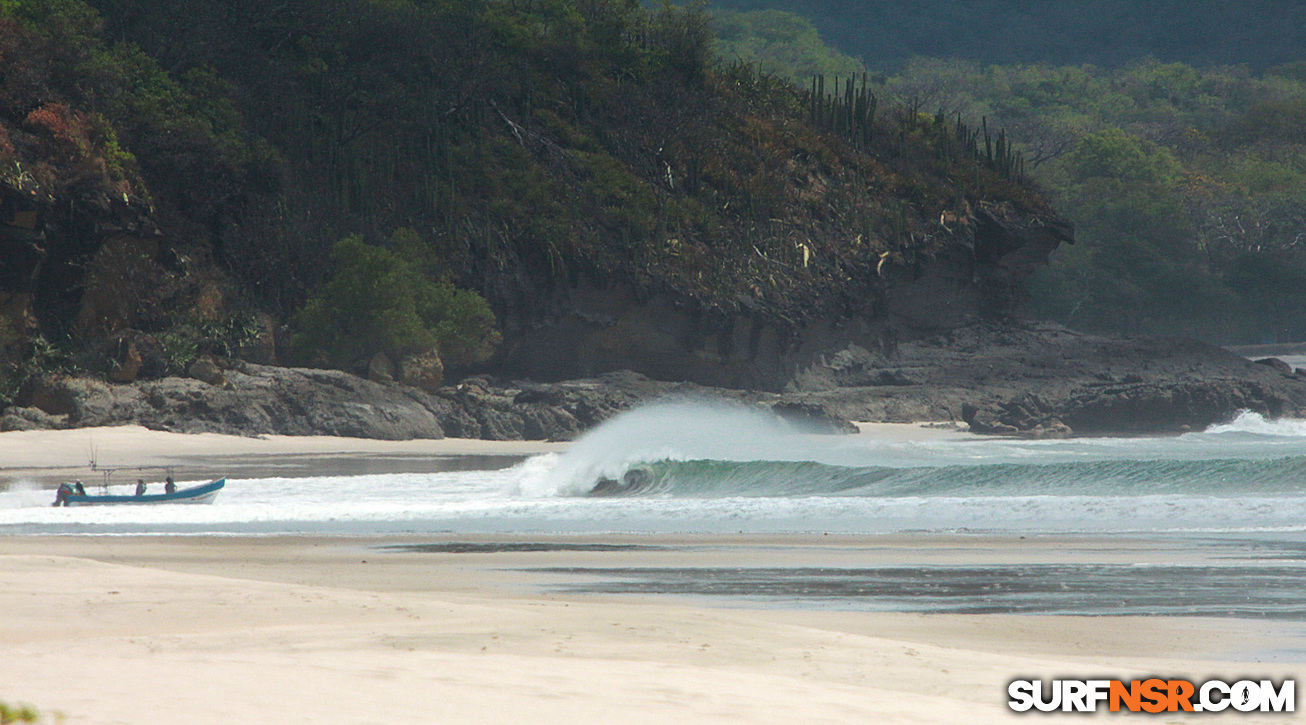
0;421;969;488
0;425;569;487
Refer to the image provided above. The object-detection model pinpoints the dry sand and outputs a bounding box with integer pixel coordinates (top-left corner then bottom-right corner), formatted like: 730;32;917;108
0;425;1301;723
0;425;570;487
0;535;1300;724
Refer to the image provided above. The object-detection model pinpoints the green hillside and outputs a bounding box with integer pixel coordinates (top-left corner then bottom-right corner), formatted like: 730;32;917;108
882;60;1306;343
711;3;1306;343
0;0;1056;402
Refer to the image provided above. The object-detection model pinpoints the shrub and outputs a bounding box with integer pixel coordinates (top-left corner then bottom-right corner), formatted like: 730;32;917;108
0;699;41;723
291;233;500;371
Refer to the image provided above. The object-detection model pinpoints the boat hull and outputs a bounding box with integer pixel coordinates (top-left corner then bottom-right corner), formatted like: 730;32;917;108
64;478;225;506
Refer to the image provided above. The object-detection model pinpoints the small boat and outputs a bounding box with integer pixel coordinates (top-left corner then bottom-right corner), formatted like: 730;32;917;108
54;478;225;506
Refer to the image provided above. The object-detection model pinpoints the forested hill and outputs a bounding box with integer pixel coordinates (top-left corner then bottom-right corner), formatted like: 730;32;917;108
707;0;1306;71
0;0;1068;399
712;2;1306;345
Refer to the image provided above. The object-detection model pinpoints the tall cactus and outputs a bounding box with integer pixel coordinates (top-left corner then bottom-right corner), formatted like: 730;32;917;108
807;72;877;150
806;75;1024;182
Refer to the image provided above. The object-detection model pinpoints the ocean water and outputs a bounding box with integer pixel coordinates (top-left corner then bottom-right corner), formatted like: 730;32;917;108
7;402;1306;622
2;402;1306;538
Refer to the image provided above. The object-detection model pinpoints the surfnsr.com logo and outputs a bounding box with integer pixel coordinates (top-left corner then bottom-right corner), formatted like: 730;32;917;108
1008;678;1295;713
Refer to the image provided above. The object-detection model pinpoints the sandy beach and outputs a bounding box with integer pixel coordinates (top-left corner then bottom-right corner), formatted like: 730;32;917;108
1;534;1300;724
0;425;571;487
0;425;1302;723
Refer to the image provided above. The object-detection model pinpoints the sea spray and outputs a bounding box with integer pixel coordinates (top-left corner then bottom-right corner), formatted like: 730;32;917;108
0;479;52;509
524;400;819;497
1204;411;1306;438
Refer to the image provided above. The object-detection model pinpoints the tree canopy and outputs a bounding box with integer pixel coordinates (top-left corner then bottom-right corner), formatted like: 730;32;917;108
883;58;1306;342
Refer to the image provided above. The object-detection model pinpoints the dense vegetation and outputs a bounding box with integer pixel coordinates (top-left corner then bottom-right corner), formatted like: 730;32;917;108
292;230;500;372
884;60;1306;343
712;8;862;83
715;5;1306;343
707;0;1306;72
0;0;1056;401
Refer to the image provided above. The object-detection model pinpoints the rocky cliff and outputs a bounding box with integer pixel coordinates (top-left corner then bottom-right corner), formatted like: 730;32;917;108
492;204;1073;391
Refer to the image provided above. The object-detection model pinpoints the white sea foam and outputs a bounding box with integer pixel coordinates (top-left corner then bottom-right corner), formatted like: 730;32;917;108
1204;410;1306;437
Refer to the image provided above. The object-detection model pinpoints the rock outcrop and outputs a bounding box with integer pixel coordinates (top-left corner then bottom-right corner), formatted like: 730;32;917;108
17;364;447;440
793;323;1306;435
12;321;1306;440
10;360;860;441
490;205;1073;392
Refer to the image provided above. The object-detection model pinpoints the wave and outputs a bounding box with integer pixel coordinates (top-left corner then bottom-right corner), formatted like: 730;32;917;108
526;404;1306;499
575;455;1306;498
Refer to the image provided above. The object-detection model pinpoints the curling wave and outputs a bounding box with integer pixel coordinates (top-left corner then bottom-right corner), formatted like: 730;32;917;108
577;455;1306;498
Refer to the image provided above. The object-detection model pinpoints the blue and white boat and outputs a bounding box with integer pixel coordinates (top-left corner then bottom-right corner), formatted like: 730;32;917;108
54;478;225;506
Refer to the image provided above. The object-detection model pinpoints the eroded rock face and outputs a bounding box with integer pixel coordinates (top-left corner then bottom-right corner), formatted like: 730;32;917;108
490;205;1073;392
9;364;855;442
102;330;169;382
802;323;1306;436
108;337;143;383
0;405;67;431
367;351;395;383
18;365;447;439
187;356;226;386
400;350;444;393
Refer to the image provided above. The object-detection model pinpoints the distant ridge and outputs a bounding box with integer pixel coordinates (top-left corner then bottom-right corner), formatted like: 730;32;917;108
707;0;1306;71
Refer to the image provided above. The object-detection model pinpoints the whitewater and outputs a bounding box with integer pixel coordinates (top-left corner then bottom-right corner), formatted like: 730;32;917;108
3;403;1306;537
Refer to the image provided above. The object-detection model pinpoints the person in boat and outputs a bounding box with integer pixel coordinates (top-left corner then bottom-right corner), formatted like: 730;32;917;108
165;476;176;494
55;481;88;506
135;479;147;496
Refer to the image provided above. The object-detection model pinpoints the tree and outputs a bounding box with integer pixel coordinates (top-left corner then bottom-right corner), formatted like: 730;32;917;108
710;8;864;83
291;233;500;372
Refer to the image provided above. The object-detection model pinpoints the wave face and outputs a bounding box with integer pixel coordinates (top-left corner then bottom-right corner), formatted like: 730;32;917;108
534;404;1306;499
514;405;1306;534
579;455;1306;498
